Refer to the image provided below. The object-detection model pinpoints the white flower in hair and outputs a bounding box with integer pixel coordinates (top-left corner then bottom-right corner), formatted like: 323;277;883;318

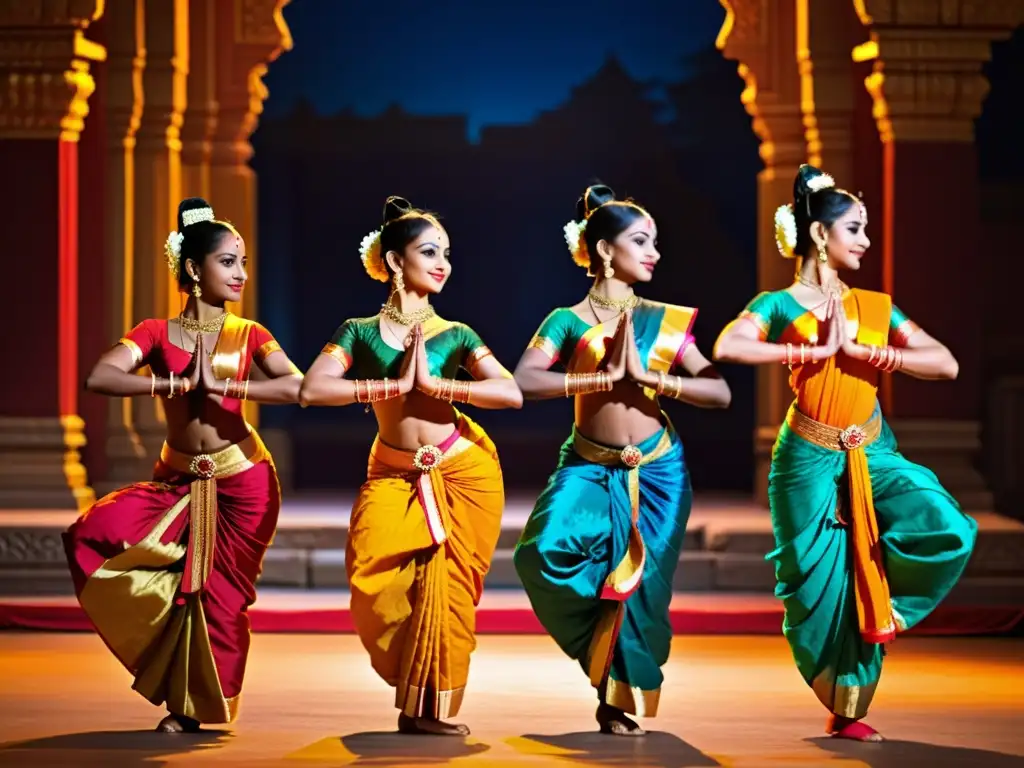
181;207;215;227
166;231;184;255
164;231;185;278
773;204;798;259
563;219;586;254
359;229;389;282
806;173;836;193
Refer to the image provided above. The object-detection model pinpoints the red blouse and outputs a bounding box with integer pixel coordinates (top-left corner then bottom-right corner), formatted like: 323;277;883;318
119;317;281;415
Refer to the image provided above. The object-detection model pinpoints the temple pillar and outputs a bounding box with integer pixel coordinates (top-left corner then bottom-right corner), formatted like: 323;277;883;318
855;0;1024;509
206;0;293;483
0;1;105;510
718;0;809;505
95;0;149;494
180;0;215;200
131;0;189;459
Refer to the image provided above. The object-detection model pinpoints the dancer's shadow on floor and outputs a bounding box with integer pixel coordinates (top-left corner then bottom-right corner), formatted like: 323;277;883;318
0;729;228;767
517;731;720;768
287;731;490;765
810;737;1024;767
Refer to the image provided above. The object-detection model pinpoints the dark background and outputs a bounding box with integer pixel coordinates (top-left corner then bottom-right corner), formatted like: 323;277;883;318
250;0;1022;494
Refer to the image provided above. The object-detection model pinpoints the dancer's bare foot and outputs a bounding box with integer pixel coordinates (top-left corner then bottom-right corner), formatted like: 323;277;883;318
596;702;645;736
397;712;470;736
826;713;883;742
155;713;201;733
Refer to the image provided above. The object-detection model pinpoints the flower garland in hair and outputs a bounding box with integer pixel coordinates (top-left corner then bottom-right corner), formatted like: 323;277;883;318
359;229;389;282
774;204;798;259
806;172;836;193
164;206;215;279
164;232;185;278
563;219;590;269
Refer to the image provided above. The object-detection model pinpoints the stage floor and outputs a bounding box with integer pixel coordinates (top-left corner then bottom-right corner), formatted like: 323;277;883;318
0;633;1021;767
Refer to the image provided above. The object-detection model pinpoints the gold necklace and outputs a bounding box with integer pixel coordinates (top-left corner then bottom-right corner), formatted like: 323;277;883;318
380;301;436;326
797;276;845;297
587;289;640;312
178;312;228;333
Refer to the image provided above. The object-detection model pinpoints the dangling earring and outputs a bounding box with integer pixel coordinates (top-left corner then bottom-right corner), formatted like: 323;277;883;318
816;242;828;264
192;282;202;299
393;270;405;293
602;257;614;280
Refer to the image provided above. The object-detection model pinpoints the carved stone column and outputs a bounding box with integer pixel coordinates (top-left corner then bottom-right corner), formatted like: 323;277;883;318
206;0;293;483
0;1;106;510
181;0;216;200
132;0;189;458
855;0;1024;509
718;0;808;505
94;0;149;495
797;1;861;185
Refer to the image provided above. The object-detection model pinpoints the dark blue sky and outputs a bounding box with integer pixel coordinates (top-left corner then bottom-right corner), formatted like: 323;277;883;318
264;0;726;140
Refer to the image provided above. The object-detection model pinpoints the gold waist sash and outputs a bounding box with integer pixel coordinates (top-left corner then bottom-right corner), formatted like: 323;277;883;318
785;405;895;644
159;431;269;594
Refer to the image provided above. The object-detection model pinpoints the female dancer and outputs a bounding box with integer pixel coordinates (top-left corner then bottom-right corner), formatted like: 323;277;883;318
512;185;731;736
713;164;976;742
300;196;522;736
64;197;302;733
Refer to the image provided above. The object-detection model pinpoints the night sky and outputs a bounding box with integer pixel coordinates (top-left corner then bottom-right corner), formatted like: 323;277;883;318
264;0;727;140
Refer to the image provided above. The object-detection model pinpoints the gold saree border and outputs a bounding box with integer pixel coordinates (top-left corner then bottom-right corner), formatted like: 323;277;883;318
78;429;271;724
395;682;466;720
812;668;878;720
605;677;661;718
322;342;352;371
119;337;144;367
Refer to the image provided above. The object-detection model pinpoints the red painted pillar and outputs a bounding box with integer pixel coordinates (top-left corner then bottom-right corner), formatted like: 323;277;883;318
0;6;106;510
853;0;1023;509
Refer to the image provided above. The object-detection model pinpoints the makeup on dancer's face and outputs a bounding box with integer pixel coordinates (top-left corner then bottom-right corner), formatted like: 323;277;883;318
828;204;870;271
615;215;660;282
403;225;451;293
202;232;247;301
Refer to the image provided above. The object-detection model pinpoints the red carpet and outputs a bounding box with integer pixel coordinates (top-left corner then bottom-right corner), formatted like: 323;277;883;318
1;595;1021;635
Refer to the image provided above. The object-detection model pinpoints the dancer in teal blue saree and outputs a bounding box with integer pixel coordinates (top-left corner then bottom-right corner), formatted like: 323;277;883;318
714;165;976;742
512;185;731;736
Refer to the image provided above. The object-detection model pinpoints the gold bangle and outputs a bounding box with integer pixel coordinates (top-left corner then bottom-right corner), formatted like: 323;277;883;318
150;373;156;398
168;372;175;399
799;344;806;365
785;343;793;366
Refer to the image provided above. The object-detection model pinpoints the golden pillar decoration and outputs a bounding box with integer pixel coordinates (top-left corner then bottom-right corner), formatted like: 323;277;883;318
209;0;293;428
132;0;189;458
181;0;216;201
797;0;862;181
96;0;149;494
852;0;1024;509
718;0;809;505
0;0;105;509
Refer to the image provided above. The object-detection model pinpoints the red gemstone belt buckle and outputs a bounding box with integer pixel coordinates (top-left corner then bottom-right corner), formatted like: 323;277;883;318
413;445;443;472
838;425;867;451
619;445;643;468
188;454;217;479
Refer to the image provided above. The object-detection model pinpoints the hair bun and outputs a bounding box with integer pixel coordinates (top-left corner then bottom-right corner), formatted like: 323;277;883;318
382;196;415;224
177;197;214;231
794;163;837;201
576;184;616;221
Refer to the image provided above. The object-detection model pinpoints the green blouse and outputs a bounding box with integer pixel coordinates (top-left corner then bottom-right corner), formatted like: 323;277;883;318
321;314;495;379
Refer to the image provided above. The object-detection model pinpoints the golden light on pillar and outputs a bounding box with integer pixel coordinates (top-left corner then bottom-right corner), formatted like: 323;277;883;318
795;0;821;167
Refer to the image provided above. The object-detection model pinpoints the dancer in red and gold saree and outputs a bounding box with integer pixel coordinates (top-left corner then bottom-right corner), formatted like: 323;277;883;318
301;196;522;736
64;198;303;733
